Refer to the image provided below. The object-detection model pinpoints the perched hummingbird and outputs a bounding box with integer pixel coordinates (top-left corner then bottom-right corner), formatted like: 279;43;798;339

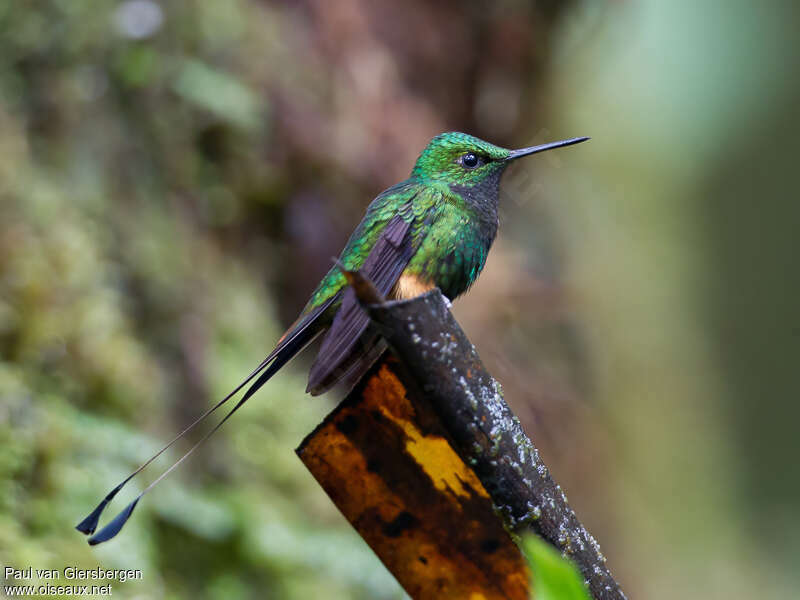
76;131;588;544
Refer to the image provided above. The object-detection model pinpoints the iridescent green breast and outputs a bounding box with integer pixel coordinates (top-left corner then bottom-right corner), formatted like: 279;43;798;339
403;189;497;300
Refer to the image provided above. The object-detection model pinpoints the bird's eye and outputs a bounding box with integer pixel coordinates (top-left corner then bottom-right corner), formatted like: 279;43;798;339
461;152;481;169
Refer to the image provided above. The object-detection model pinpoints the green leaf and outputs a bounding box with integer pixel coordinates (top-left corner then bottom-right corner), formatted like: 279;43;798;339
522;535;592;600
173;59;261;129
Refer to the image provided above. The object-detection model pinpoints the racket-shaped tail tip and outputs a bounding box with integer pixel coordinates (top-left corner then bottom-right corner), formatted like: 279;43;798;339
87;497;140;546
75;482;126;535
75;505;103;535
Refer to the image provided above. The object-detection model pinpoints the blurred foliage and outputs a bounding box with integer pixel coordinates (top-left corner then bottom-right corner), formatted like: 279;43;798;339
1;0;798;599
522;536;591;600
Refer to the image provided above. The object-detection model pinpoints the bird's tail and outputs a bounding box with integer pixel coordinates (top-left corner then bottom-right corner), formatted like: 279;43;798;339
75;296;337;545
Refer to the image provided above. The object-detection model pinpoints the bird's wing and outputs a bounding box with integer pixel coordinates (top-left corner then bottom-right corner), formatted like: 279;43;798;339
306;210;415;394
317;331;388;395
303;180;446;395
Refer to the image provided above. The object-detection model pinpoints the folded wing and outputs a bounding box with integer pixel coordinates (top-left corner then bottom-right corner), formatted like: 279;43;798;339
306;212;415;395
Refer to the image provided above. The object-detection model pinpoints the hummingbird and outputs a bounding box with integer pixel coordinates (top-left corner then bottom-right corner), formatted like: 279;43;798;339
76;131;588;544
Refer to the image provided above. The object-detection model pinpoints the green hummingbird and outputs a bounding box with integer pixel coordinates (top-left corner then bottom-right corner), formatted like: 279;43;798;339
76;131;588;544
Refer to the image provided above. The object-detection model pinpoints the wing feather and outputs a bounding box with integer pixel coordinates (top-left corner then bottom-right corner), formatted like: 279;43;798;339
306;212;415;394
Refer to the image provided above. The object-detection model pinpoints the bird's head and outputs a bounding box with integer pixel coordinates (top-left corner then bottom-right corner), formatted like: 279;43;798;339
410;131;588;188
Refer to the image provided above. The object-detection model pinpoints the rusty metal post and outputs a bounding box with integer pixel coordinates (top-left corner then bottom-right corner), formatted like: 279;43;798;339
366;291;626;600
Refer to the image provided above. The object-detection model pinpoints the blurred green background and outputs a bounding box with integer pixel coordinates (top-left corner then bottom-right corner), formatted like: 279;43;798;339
1;1;798;598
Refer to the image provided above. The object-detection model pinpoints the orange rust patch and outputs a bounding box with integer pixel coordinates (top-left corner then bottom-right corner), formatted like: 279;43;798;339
297;357;529;600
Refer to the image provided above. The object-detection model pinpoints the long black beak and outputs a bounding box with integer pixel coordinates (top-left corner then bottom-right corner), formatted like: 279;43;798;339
507;136;589;160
